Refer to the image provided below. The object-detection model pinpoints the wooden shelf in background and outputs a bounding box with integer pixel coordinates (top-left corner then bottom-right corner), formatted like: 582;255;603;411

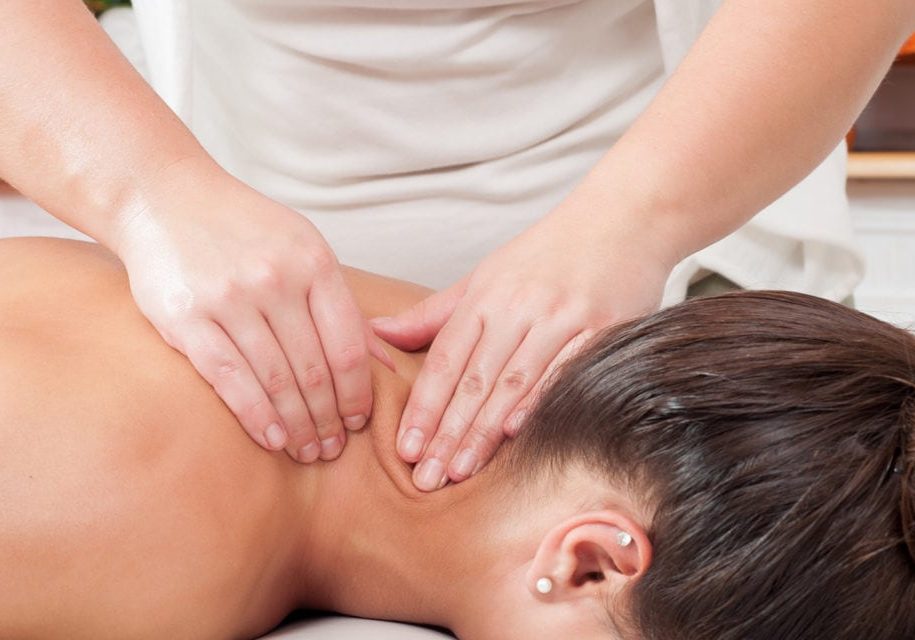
847;152;915;180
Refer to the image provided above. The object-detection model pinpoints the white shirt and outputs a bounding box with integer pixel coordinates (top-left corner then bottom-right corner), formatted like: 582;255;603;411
131;0;863;300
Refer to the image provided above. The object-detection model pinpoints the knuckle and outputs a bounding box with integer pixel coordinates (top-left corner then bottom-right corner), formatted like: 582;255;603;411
301;362;331;391
236;396;271;430
158;296;196;326
200;281;242;312
425;350;453;376
308;398;338;425
246;260;284;293
475;401;510;436
571;306;598;328
446;404;476;433
428;432;461;459
462;425;501;453
302;244;336;277
214;355;244;380
458;370;488;398
262;368;295;397
332;343;367;374
540;294;569;321
506;285;536;313
499;368;529;391
465;424;502;453
439;396;479;433
314;415;343;438
526;288;571;322
407;403;437;428
221;278;246;303
284;414;314;440
578;296;600;317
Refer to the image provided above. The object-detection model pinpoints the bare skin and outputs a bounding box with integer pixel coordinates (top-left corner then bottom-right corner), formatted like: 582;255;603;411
0;237;428;638
0;238;650;640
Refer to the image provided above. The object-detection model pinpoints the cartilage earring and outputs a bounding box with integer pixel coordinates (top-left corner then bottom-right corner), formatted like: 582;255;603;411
617;531;633;547
536;577;554;594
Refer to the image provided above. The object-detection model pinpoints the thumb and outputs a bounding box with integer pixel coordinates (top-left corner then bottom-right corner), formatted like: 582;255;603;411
370;278;468;351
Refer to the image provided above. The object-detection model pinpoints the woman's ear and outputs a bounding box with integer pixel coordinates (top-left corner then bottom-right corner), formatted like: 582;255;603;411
526;511;652;602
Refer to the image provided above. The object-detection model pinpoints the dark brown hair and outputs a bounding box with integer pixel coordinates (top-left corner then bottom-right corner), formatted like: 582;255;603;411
514;291;915;640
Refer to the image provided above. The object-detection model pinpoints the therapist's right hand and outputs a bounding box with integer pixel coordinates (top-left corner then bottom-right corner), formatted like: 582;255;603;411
113;159;375;463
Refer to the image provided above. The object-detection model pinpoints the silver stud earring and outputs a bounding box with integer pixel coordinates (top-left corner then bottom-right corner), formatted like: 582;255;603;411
616;531;633;547
536;577;554;594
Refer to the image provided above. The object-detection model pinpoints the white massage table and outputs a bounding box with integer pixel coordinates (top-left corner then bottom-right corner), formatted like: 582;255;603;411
260;616;452;640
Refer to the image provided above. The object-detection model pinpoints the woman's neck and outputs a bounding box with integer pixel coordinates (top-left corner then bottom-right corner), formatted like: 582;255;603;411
281;361;531;631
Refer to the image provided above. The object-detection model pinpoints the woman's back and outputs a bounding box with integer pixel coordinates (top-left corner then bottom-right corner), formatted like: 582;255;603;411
0;238;425;639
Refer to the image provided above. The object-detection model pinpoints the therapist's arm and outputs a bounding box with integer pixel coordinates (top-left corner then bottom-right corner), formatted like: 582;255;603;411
580;0;913;259
375;0;915;490
0;1;382;463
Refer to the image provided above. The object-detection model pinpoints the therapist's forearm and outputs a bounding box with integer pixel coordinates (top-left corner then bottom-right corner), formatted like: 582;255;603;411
573;0;915;265
0;0;214;248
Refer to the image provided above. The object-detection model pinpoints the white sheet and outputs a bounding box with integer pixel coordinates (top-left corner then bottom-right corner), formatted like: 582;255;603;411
260;616;453;640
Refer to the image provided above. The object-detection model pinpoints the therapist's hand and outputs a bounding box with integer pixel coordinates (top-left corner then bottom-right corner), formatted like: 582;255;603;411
372;184;677;491
114;160;385;463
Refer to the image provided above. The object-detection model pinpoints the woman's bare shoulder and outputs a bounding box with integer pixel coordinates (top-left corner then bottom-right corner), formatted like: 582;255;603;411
0;237;433;321
0;236;121;274
342;265;433;319
0;237;295;639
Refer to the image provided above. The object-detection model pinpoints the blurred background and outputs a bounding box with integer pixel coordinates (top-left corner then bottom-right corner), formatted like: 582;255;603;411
846;35;915;327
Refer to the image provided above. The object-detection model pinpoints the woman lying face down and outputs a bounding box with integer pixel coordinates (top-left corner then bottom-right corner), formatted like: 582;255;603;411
0;238;913;640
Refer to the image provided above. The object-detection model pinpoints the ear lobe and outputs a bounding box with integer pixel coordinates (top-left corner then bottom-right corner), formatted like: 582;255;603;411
527;511;652;602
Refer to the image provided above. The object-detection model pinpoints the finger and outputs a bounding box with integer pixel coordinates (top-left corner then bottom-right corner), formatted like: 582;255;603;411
282;307;348;461
396;308;483;468
448;423;507;484
370;277;468;352
310;269;373;432
218;308;314;457
504;329;597;438
446;320;581;482
264;299;328;463
178;318;288;451
414;320;530;491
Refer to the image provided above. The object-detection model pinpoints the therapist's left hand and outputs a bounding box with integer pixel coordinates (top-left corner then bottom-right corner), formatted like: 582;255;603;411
371;186;678;491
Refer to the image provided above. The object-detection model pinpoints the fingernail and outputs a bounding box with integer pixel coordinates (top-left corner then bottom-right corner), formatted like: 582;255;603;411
343;415;367;431
264;423;287;449
297;441;321;463
400;427;425;460
320;435;344;460
452;449;479;479
415;458;445;491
